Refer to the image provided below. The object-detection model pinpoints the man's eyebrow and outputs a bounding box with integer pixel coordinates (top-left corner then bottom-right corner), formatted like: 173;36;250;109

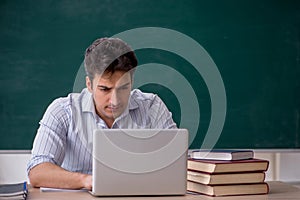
97;85;112;89
97;82;130;90
117;82;131;88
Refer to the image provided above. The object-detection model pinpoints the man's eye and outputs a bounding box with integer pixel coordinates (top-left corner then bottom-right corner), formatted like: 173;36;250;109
99;87;110;92
121;86;128;90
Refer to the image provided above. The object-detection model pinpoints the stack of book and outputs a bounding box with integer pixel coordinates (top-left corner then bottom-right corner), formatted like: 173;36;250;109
0;182;28;200
187;150;269;196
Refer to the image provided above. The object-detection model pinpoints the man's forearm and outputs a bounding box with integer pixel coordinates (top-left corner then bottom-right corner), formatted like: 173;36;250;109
28;162;92;190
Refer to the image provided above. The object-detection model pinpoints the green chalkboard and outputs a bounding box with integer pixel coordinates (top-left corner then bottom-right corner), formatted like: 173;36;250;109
0;0;299;150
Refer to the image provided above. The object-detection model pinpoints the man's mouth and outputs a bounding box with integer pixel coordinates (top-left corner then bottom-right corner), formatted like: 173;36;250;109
107;105;120;112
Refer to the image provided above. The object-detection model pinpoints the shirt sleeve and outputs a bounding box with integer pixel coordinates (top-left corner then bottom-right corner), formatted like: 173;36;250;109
148;95;178;129
27;98;69;174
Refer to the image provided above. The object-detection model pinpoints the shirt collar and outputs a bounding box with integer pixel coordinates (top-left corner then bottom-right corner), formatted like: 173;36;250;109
115;92;139;121
81;88;96;114
128;92;139;110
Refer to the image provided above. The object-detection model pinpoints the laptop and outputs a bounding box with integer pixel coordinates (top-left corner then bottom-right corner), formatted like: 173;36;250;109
90;129;189;196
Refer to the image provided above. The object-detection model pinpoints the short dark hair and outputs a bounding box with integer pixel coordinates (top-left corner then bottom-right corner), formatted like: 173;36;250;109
84;37;138;81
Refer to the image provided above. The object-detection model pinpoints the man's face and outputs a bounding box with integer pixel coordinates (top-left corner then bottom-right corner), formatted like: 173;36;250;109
86;71;132;126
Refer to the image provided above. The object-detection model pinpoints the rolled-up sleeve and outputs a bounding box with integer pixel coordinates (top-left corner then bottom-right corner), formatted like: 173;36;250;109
27;98;69;174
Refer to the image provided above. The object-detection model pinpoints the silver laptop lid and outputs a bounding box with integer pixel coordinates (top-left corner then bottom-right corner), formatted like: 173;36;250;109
91;129;188;196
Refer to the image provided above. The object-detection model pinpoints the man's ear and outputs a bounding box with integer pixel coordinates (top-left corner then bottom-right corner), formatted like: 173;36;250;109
86;76;93;92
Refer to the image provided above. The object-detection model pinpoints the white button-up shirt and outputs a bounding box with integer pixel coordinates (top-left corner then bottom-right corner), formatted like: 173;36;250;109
27;88;177;174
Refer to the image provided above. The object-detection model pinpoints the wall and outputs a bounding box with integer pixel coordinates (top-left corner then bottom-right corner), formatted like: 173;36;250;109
1;151;300;184
254;151;300;182
0;152;31;184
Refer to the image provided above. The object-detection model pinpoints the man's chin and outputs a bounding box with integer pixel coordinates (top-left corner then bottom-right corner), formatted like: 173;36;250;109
105;111;122;119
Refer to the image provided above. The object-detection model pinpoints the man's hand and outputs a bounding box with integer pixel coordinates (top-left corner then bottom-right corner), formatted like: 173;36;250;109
29;162;92;190
81;173;92;190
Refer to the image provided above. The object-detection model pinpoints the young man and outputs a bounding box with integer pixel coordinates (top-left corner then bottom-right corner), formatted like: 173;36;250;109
27;38;177;190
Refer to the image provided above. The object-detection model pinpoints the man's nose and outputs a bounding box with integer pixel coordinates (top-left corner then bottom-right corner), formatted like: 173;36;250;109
109;90;119;105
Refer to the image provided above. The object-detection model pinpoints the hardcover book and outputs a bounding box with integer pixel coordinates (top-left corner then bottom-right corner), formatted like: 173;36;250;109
187;158;269;174
187;170;266;185
190;149;254;160
187;181;269;196
0;182;27;200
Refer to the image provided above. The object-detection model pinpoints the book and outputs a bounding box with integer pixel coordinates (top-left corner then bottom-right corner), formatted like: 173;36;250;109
187;170;266;185
187;181;269;196
0;194;27;200
190;149;254;160
187;158;269;174
0;182;27;200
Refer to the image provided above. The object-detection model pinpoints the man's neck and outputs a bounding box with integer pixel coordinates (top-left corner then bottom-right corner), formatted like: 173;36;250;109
105;119;114;128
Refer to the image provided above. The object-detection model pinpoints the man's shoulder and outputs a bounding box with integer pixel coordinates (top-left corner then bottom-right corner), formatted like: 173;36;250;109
130;89;157;101
48;88;90;109
129;89;164;110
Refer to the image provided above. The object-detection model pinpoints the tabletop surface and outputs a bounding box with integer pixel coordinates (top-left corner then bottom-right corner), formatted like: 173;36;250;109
27;181;300;200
